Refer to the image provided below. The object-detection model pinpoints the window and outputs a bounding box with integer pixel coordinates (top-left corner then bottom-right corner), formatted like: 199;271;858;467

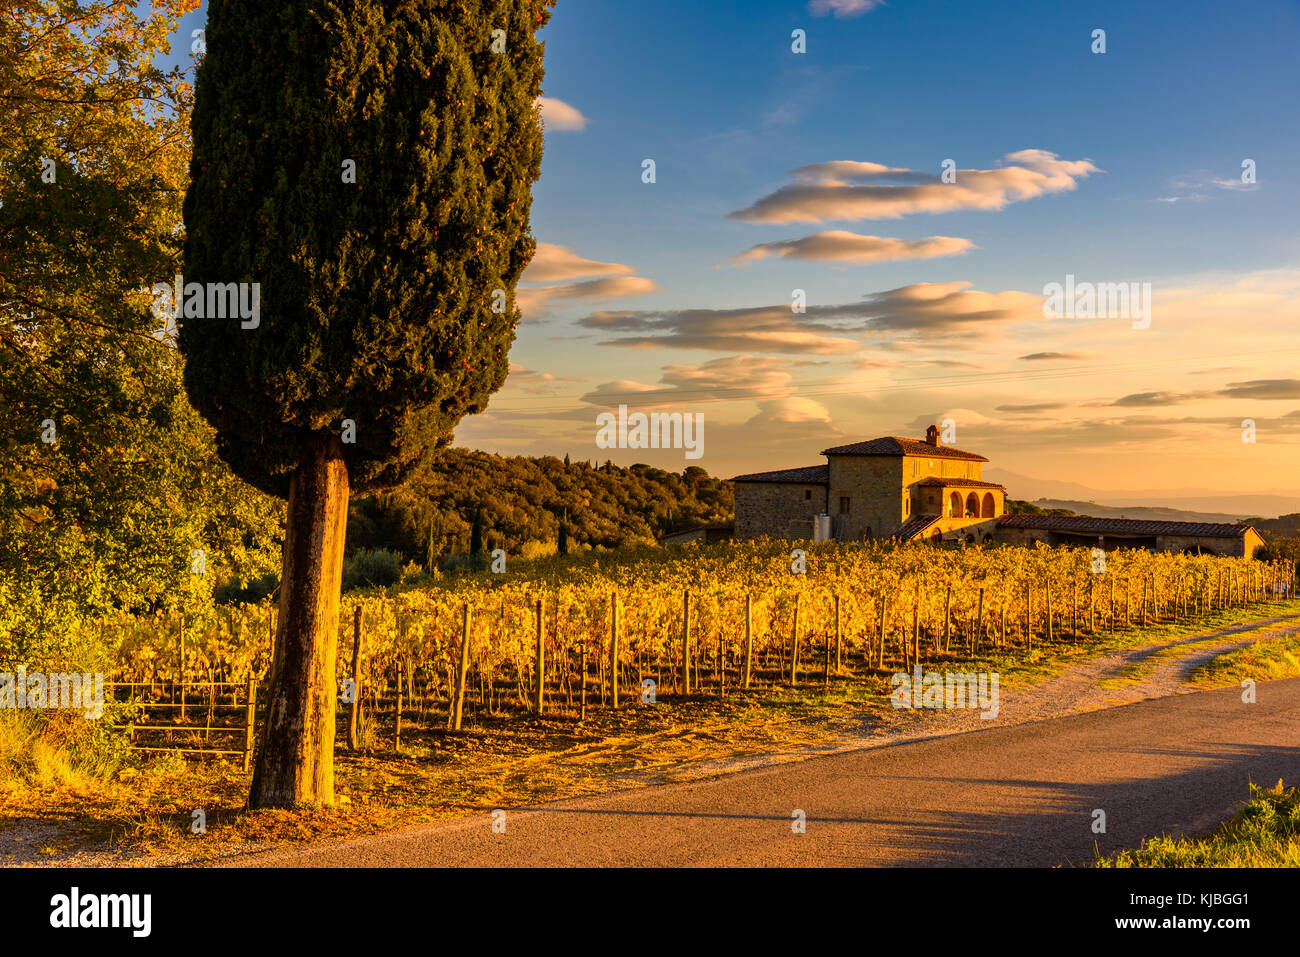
839;496;851;514
804;489;812;500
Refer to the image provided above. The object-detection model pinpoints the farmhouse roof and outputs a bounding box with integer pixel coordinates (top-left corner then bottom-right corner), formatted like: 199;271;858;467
997;514;1254;540
896;514;943;540
821;436;988;462
915;477;1005;489
730;464;829;484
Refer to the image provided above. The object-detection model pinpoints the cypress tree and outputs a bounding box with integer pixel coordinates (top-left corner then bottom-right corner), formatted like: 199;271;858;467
469;506;485;569
558;511;568;556
182;0;550;807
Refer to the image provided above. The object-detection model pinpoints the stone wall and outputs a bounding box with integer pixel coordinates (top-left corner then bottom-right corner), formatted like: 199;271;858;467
826;455;904;539
734;481;826;540
902;453;983;484
1155;532;1261;559
993;526;1259;558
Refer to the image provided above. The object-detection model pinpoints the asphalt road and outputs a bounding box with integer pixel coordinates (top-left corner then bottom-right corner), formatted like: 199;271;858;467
216;677;1300;867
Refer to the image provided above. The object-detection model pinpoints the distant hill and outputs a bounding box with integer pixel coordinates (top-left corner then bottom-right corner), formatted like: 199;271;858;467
985;468;1300;520
1029;499;1243;524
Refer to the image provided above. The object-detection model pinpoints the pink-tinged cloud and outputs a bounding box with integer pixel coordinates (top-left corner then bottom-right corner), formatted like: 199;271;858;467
516;276;659;317
504;363;581;395
856;281;1044;335
578;280;1046;353
809;0;885;17
729;150;1101;223
517;242;658;317
581;355;803;407
522;242;635;282
536;96;588;131
728;230;974;266
1018;351;1097;361
580;305;866;355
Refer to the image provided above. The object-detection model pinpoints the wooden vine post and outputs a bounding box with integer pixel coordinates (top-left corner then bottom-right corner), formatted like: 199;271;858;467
453;604;471;731
242;674;256;773
1072;581;1079;638
579;641;588;720
609;591;620;710
909;583;920;667
534;598;545;714
394;658;403;750
943;583;953;652
349;604;363;751
789;592;801;686
681;589;692;695
834;594;842;673
743;594;754;690
822;628;831;691
877;592;888;669
1023;582;1032;650
178;612;186;721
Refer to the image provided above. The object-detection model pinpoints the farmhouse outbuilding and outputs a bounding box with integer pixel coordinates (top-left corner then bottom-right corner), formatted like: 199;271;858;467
730;426;1264;558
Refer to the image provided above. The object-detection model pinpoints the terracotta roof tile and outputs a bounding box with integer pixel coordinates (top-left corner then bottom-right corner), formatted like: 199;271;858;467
821;436;988;462
998;514;1253;540
915;477;1004;489
730;464;829;484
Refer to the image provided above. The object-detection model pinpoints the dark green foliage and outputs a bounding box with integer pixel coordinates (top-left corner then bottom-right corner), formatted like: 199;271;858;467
469;506;484;557
1005;499;1077;517
214;571;281;606
182;0;551;498
1249;513;1300;540
1256;532;1300;576
1;4;283;648
557;512;568;556
345;448;735;562
341;547;404;592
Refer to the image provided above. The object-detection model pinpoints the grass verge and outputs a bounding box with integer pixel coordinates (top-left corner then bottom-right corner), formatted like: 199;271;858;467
1096;781;1300;867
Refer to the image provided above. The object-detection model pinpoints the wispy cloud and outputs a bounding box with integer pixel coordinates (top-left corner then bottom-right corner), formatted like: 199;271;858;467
726;231;974;266
516;277;659;317
580;305;864;355
1154;168;1258;203
578;281;1044;353
536;96;588;132
523;243;634;282
517;243;657;317
503;363;582;395
1218;378;1300;400
1018;351;1096;361
809;0;886;17
581;355;804;407
729;150;1100;224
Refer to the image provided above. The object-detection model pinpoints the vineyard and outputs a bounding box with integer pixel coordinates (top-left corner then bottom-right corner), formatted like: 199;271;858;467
93;540;1298;745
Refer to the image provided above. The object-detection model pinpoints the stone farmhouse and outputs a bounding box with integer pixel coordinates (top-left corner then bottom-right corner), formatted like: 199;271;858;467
730;426;1265;558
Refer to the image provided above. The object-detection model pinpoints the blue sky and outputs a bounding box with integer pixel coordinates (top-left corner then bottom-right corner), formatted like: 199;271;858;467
168;1;1300;495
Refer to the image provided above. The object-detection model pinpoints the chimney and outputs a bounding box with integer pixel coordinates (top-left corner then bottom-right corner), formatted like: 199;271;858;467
925;424;941;448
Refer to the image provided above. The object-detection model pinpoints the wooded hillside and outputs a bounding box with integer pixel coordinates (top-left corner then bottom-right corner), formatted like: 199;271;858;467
347;449;735;562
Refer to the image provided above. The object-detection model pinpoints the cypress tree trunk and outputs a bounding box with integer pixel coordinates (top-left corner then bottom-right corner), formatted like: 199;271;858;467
250;435;349;807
